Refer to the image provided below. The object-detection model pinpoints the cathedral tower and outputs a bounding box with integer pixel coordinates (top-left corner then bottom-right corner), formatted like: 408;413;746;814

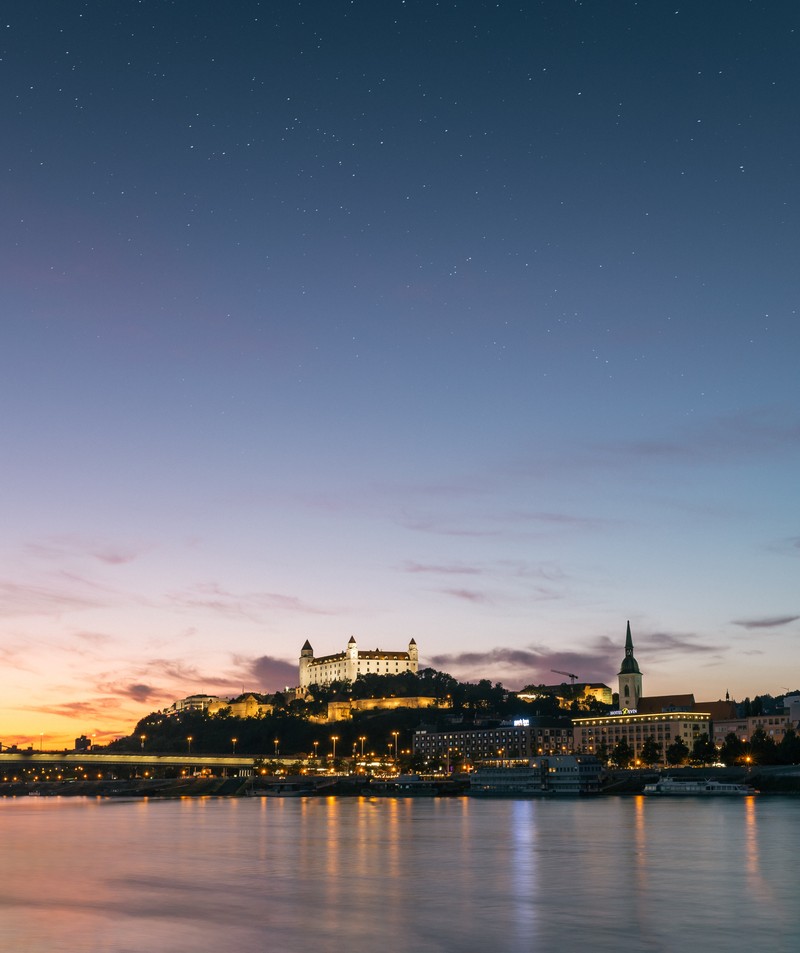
618;621;642;710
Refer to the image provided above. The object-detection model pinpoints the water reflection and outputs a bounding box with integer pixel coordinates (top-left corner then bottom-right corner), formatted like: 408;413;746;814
744;794;759;877
0;796;798;953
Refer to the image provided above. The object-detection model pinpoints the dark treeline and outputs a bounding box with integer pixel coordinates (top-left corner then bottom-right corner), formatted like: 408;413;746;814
107;668;575;758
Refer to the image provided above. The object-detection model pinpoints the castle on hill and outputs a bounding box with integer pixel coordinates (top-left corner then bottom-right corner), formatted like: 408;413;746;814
299;636;418;690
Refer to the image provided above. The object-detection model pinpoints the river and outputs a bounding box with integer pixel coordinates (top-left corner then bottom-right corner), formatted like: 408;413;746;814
0;795;797;953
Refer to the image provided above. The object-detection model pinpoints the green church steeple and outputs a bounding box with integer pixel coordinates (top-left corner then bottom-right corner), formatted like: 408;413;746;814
618;620;641;675
617;620;643;709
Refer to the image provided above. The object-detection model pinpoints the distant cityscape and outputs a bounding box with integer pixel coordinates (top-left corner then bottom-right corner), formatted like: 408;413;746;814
4;623;797;778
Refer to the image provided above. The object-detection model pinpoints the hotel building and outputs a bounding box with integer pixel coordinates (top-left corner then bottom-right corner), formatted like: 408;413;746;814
413;717;573;764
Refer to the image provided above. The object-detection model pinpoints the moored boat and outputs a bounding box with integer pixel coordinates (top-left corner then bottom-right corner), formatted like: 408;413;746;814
369;774;439;797
643;777;756;796
468;763;552;797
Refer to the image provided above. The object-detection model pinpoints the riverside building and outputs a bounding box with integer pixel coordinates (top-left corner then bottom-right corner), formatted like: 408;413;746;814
413;717;573;765
711;712;793;747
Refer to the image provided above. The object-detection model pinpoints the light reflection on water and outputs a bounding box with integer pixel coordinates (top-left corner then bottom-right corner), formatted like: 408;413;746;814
0;795;798;953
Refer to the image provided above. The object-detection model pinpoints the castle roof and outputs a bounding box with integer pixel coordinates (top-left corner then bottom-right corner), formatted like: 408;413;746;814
308;649;410;664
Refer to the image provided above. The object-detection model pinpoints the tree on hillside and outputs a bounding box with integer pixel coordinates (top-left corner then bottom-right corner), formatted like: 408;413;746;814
462;679;506;713
416;668;459;703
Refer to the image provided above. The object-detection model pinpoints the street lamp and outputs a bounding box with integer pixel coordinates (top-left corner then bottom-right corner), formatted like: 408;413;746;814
313;740;319;759
391;731;399;761
231;737;237;755
140;735;146;752
187;736;193;756
274;738;280;757
331;735;338;760
359;735;367;758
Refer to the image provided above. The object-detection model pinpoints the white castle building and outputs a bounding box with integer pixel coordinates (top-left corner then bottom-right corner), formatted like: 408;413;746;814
299;636;419;690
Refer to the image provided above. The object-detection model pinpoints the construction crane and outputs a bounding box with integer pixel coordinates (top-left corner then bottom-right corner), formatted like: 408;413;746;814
551;669;579;686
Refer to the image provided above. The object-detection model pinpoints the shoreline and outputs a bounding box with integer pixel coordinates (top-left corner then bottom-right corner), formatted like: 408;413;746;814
4;770;800;799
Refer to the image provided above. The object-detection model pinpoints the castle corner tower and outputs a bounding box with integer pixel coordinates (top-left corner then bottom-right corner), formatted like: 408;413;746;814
299;639;314;690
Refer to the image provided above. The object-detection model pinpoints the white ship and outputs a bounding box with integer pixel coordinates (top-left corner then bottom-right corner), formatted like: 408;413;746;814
643;777;756;796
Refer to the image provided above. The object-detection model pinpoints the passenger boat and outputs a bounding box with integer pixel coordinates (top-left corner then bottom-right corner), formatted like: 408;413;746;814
249;785;315;797
468;764;552;797
246;778;330;797
368;774;439;797
643;777;756;796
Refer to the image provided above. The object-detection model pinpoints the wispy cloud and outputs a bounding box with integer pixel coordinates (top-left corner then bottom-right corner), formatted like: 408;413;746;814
73;630;115;647
0;644;37;672
768;536;800;557
166;582;343;620
496;560;568;583
732;615;799;630
402;562;483;575
498;510;610;530
398;514;501;538
438;588;492;604
612;630;724;660
601;410;800;467
32;699;117;720
19;695;138;729
0;580;105;618
118;683;160;703
428;644;617;689
134;658;234;689
398;507;608;540
25;534;147;566
429;626;727;689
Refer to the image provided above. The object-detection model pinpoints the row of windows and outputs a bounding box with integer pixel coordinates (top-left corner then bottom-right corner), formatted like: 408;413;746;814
428;731;566;742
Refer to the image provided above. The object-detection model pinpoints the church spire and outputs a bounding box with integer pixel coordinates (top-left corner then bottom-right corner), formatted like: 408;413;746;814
617;620;643;710
619;620;640;675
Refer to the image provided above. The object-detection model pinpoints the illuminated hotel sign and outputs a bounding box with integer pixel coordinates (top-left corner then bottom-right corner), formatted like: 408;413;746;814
608;708;637;716
512;718;530;727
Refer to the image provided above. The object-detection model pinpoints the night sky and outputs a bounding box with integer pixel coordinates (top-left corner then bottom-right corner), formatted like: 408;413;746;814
2;1;798;746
